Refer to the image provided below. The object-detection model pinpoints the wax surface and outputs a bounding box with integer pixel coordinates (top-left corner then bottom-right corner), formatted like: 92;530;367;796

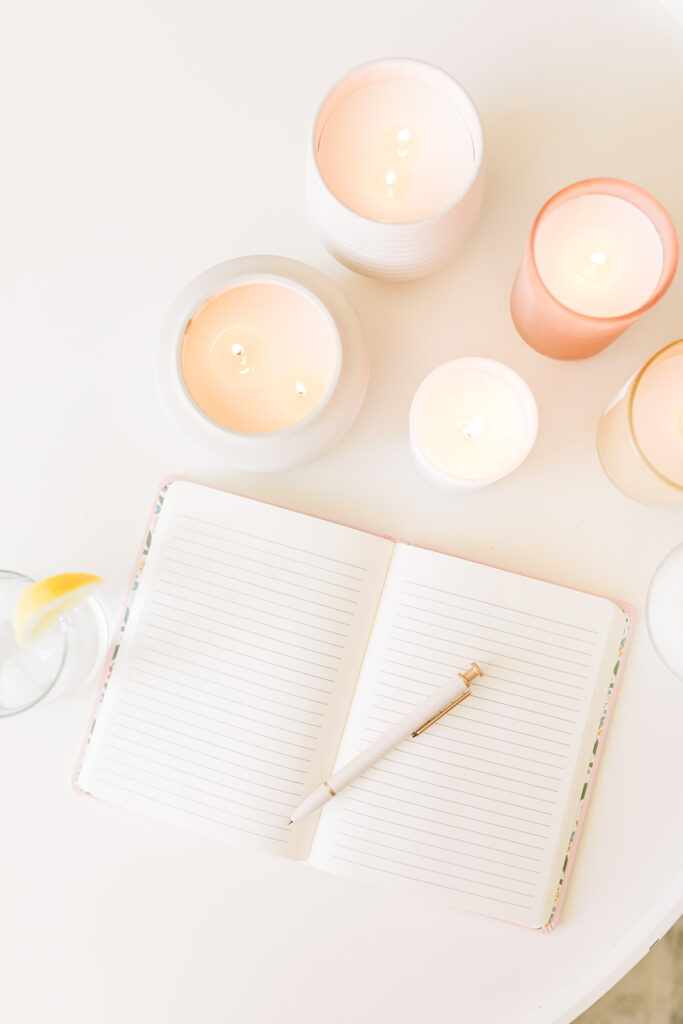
181;282;337;433
412;367;532;480
317;79;474;223
632;351;683;485
534;194;664;318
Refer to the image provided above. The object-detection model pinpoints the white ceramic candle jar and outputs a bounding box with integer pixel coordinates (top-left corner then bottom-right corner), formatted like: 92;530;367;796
409;358;538;492
158;256;368;471
307;59;484;281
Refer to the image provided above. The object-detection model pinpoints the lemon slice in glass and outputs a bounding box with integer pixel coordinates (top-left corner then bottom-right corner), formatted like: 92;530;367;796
13;573;104;648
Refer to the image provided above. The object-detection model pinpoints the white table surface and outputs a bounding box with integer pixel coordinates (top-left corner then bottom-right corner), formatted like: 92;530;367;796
1;1;682;1021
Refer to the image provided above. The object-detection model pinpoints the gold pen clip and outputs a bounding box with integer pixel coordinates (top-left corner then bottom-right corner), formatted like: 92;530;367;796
411;662;483;737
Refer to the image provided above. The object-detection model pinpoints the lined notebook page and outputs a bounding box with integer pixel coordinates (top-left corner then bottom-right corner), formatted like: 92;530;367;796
309;543;623;927
78;482;393;859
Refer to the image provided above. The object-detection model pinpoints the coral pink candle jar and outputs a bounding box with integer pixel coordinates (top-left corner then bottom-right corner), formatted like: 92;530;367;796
510;179;677;360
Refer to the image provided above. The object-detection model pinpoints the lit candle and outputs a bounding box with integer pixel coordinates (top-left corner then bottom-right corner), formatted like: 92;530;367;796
159;257;368;472
511;179;677;359
597;338;683;506
307;59;484;281
181;281;337;434
646;543;683;681
410;359;538;492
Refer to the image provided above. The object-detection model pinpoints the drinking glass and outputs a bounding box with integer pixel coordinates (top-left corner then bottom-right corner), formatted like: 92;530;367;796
0;570;107;717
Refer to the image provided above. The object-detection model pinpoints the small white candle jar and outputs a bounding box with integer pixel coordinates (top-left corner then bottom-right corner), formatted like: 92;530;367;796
158;256;368;472
410;358;538;492
306;59;484;282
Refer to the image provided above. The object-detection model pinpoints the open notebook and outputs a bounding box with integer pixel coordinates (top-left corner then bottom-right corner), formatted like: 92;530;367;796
76;480;630;930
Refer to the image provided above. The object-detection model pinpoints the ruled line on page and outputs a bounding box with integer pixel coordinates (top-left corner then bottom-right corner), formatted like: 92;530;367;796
403;580;600;634
117;698;314;763
108;724;307;790
368;762;556;809
97;772;288;843
341;789;548;851
135;647;331;706
100;752;295;815
373;688;576;733
160;566;356;617
329;852;533;908
353;773;552;827
167;542;363;594
164;554;360;602
101;751;296;810
124;683;319;748
106;737;302;796
397;600;597;646
131;654;328;716
387;634;588;679
378;667;582;706
173;526;366;583
376;678;577;722
335;822;539;877
174;513;370;572
394;618;594;668
363;716;571;760
127;673;321;737
395;606;597;652
346;783;550;839
366;708;573;749
114;711;310;775
386;744;562;791
333;840;534;899
382;654;583;689
142;625;336;684
146;608;343;662
386;737;565;781
98;765;292;829
149;594;346;648
156;576;352;634
335;831;537;888
342;807;545;865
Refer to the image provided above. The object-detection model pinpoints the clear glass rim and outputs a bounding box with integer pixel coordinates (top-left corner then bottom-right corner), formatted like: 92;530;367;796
0;570;68;718
645;542;683;681
311;57;484;227
626;338;683;492
527;178;679;323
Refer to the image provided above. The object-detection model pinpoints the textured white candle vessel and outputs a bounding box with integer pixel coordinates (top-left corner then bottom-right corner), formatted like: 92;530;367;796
409;358;538;492
158;256;368;472
306;59;484;282
646;543;683;680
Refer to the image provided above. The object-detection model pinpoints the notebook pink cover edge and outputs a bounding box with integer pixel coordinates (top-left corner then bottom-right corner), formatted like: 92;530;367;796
73;477;633;931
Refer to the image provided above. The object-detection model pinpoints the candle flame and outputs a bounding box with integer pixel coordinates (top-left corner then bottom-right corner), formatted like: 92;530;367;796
295;380;308;398
463;414;485;440
579;250;608;282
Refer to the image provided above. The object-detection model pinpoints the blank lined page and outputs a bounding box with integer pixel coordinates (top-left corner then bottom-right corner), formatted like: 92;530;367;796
78;482;393;859
309;543;621;927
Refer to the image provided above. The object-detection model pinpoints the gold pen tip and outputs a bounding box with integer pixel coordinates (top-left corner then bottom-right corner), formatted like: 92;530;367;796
287;818;293;826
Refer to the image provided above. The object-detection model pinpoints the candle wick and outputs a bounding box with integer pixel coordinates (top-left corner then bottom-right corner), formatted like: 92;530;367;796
580;251;607;282
463;414;485;440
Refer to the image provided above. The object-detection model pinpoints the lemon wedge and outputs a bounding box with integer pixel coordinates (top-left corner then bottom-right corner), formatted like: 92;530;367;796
13;573;104;648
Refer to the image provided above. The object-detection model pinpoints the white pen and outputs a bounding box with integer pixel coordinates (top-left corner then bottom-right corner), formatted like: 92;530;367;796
288;661;483;825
